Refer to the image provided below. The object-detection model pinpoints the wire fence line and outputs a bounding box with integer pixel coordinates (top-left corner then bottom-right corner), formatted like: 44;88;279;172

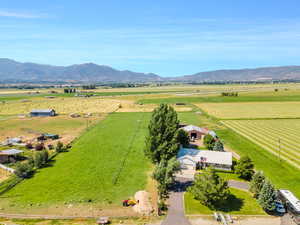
112;113;145;185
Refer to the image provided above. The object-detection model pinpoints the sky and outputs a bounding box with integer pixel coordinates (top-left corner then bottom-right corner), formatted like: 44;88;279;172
1;0;300;77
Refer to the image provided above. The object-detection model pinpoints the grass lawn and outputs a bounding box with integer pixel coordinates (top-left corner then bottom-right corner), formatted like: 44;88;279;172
0;112;151;208
215;170;246;182
184;188;265;215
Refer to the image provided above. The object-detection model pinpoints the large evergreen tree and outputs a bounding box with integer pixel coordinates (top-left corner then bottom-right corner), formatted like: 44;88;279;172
258;179;277;212
177;129;190;148
235;156;255;180
250;171;266;198
188;167;230;209
145;104;180;163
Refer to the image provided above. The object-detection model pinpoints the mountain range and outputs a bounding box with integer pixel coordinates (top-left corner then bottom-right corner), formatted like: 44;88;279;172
1;58;300;83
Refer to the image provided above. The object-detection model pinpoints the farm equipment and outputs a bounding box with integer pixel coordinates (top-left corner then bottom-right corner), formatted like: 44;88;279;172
122;199;137;206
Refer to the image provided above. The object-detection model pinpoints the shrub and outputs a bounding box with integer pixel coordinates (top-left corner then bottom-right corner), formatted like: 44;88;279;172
56;141;64;153
35;143;45;151
25;143;33;149
14;162;34;178
213;140;224;151
34;150;49;168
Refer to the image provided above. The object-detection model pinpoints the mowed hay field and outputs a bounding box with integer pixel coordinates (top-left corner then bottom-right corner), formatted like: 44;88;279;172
197;101;300;119
222;119;300;169
0;112;151;215
0;115;104;144
0;97;121;115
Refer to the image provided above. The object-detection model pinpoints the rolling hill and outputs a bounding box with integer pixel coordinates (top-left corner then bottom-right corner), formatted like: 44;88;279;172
1;58;300;83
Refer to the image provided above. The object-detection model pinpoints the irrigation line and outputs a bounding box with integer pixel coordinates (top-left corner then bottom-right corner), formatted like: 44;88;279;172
112;113;145;185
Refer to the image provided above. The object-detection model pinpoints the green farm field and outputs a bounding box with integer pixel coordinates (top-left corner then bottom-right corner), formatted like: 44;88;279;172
0;112;151;215
197;101;300;119
222;119;300;169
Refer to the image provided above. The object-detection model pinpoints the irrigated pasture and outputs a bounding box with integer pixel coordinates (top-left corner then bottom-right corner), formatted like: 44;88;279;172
197;102;300;119
0;113;151;215
222;119;300;169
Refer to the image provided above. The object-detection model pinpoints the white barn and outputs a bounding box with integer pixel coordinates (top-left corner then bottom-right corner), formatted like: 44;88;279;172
177;148;232;171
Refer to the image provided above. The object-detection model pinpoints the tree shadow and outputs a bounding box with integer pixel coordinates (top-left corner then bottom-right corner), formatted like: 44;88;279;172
214;194;244;212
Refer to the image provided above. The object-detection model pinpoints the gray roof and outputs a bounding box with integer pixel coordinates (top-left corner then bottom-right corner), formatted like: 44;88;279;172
182;125;205;133
31;109;55;113
0;149;23;155
177;148;232;166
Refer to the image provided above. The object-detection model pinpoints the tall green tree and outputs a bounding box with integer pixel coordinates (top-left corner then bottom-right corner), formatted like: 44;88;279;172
258;179;277;212
152;157;181;198
188;167;230;209
250;171;266;198
177;129;190;148
213;140;224;151
203;134;215;150
145;104;180;163
14;162;34;178
235;156;255;180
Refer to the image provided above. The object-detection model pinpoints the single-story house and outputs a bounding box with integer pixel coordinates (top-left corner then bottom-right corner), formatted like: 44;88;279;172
177;148;232;171
30;109;56;117
181;125;218;140
0;149;23;163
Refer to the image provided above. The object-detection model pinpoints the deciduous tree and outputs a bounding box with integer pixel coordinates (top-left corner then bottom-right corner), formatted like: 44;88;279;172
188;167;230;209
235;156;254;180
145;104;180;163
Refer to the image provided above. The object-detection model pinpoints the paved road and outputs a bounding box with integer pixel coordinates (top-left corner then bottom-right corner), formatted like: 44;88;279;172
161;178;193;225
228;180;250;191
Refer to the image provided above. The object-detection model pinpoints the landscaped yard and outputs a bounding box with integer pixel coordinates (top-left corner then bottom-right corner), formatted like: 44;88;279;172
0;112;151;215
184;188;265;215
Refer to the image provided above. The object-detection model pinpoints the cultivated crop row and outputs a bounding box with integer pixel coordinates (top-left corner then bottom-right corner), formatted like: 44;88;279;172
222;119;300;169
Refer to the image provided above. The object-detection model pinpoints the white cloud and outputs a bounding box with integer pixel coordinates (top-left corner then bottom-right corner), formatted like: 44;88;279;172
0;10;46;19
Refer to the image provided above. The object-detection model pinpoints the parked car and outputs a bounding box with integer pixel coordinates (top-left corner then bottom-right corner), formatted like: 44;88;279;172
275;201;286;214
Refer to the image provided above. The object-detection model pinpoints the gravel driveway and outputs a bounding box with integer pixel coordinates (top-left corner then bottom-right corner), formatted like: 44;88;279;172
161;178;193;225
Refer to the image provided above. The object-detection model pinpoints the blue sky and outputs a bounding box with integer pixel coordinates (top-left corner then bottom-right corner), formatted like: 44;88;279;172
1;0;300;76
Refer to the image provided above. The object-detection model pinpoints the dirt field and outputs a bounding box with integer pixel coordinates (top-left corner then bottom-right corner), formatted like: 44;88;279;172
0;115;105;145
189;216;280;225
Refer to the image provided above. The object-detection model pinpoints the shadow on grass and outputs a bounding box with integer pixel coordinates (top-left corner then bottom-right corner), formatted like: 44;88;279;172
213;194;244;212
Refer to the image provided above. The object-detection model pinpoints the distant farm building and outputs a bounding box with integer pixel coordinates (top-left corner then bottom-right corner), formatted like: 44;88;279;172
2;137;22;146
177;148;232;171
181;125;218;140
0;149;23;163
30;109;56;117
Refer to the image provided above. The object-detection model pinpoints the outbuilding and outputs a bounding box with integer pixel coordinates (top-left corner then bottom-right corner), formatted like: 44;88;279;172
0;149;23;163
177;148;232;171
181;125;206;140
30;109;56;117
